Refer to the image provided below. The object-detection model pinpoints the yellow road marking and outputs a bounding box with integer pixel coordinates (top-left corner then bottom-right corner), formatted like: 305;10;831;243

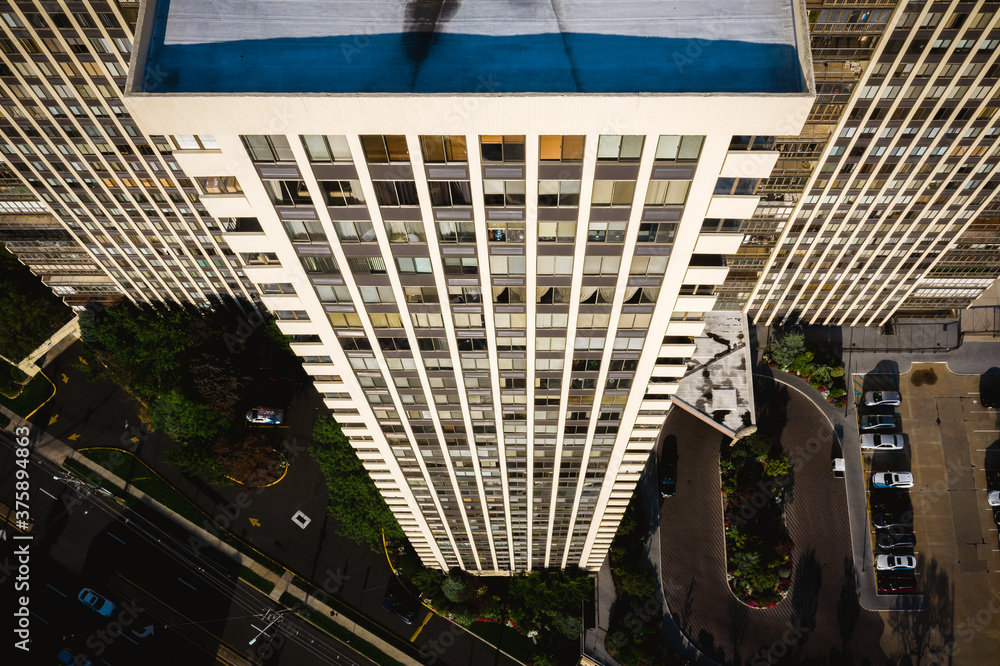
68;433;80;441
48;414;58;426
409;611;433;642
61;373;68;383
249;518;260;527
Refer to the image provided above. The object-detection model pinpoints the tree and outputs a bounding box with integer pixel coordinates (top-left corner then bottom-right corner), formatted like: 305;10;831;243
0;245;72;361
441;573;470;602
310;416;405;551
620;569;658;599
215;430;279;489
553;612;583;639
148;390;228;444
770;332;806;368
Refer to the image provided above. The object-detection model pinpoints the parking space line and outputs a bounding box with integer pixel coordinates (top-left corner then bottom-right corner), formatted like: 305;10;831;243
31;612;48;624
46;584;66;597
177;577;196;591
39;488;57;500
108;532;126;545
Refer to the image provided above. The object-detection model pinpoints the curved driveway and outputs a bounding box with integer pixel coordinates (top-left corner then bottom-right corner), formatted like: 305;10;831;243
658;375;887;665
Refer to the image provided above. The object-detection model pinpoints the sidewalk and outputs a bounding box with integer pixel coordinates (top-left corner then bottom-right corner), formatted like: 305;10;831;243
0;403;423;666
0;315;80;378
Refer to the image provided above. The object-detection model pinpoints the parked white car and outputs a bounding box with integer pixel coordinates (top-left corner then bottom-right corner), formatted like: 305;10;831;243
872;472;914;489
876;554;916;570
860;434;905;450
988;490;1000;507
864;391;902;406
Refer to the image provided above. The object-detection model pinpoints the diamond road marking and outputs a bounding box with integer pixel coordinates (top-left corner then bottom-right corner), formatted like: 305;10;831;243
291;510;311;529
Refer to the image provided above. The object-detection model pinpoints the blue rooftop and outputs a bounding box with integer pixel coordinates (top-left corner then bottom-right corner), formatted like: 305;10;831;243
140;0;807;95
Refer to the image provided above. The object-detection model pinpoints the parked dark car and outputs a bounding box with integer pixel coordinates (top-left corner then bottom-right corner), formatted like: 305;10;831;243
872;510;914;529
382;595;416;624
860;414;896;431
877;573;917;594
877;532;916;552
661;436;677;498
980;368;1000;409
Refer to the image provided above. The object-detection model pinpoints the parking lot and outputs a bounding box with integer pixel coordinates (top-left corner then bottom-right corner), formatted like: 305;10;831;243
855;361;1000;664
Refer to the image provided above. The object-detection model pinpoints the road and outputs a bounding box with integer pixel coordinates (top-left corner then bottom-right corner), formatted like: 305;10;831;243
0;429;377;666
21;342;519;666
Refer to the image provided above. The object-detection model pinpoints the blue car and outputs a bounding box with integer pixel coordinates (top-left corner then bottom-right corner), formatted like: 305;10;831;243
78;588;114;617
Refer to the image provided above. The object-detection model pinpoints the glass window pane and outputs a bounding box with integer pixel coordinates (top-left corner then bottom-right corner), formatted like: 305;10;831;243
655;135;680;160
597;135;621;160
327;135;352;162
620;136;643;161
446;136;467;162
246;136;273;161
384;135;409;162
611;181;635;206
591;181;613;205
562;136;585;161
361;136;387;162
539;136;562;161
270;135;295;161
396;180;418;205
678;136;703;160
303;135;330;162
480;135;503;162
421;136;446;163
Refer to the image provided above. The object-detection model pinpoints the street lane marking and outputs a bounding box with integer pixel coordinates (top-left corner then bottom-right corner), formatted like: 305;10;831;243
31;612;48;624
46;584;66;597
108;532;126;545
40;488;57;500
48;414;58;426
409;611;433;642
178;577;197;591
120;632;138;645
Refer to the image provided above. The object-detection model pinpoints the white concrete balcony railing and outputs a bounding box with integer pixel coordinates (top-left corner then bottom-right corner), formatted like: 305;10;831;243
634;414;667;426
683;264;730;284
674;294;718;311
665;321;707;337
694;232;744;255
200;194;256;219
707;194;761;220
274;320;314;335
220;231;269;255
290;341;326;356
651;364;687;377
658;343;697;357
720;150;780;178
643;383;680;397
242;265;289;283
259;294;303;311
171;149;230;176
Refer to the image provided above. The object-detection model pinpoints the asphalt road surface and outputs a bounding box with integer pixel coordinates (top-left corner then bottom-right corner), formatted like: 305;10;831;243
0;429;377;666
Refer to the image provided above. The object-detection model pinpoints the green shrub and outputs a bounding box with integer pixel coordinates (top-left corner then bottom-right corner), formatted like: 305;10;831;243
553;612;583;639
441;573;469;603
770;332;806;368
619;569;658;599
829;388;845;398
830;366;844;378
764;457;791;478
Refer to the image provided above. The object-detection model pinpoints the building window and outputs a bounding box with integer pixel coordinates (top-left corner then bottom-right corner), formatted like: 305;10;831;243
487;221;525;243
420;135;468;163
333;220;376;242
197;176;242;194
241;252;279;265
282;220;327;243
655;135;703;161
538;180;580;207
628;256;668;276
480;136;525;163
316;285;352;302
385;220;426;243
637;222;676;243
591;181;635;207
361;135;409;163
301;135;352;162
436;221;476;243
275;310;309;320
536;256;574;275
242;135;295;162
320;180;365;206
538;222;575;243
443;257;478;275
373;180;419;206
587;221;627;243
347;257;387;275
539;135;585;162
264;180;312;206
258;283;296;294
483;180;525;207
428;181;473;207
597;135;643;162
170;135;218;150
300;256;339;274
644;180;690;206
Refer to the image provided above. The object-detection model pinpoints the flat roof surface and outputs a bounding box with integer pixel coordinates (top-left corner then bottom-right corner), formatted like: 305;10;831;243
141;0;806;94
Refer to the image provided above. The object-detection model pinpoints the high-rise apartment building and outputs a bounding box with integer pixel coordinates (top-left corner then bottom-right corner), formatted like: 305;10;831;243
718;0;1000;325
0;1;257;309
110;0;813;572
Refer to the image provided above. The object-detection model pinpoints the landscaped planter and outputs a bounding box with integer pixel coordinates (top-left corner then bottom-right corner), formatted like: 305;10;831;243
720;432;794;608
